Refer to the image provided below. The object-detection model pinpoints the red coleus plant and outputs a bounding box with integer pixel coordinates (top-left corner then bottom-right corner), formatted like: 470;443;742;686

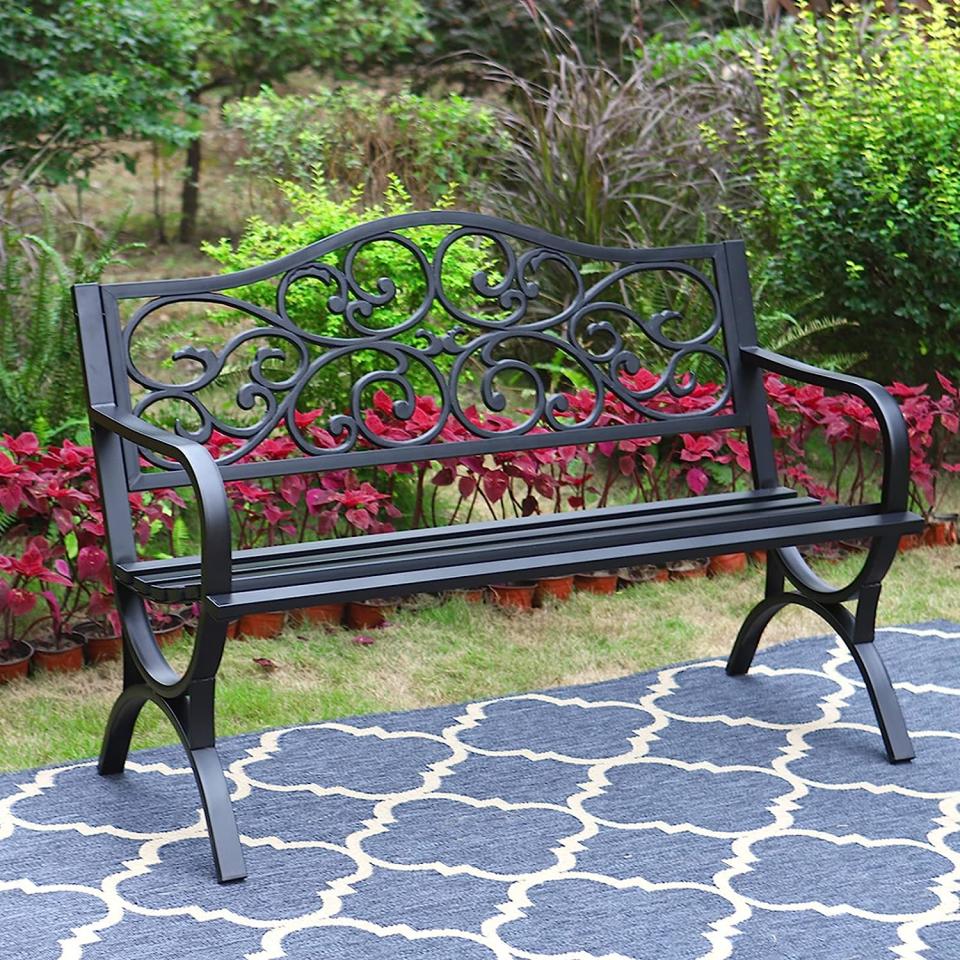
0;537;73;655
0;368;956;650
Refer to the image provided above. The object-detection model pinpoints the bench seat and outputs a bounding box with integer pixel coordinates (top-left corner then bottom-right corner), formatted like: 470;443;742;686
115;486;920;616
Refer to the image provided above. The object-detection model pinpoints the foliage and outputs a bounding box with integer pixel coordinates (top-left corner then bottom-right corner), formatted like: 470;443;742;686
3;371;955;653
0;432;184;651
201;177;497;409
197;0;428;95
730;2;960;381
0;198;136;436
0;0;201;187
224;83;504;207
417;0;759;83
483;26;748;251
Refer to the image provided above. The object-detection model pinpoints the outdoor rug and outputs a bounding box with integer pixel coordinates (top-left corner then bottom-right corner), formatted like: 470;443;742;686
3;621;960;960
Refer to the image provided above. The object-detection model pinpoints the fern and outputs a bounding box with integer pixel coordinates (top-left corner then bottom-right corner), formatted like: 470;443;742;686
0;197;136;435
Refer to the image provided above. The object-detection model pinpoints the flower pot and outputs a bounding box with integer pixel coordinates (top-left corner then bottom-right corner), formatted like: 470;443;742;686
923;514;958;548
226;620;240;639
32;636;85;673
237;611;286;639
290;603;345;627
85;632;123;663
0;640;34;682
574;571;619;595
73;620;122;664
750;550;767;566
534;575;574;605
709;552;748;576
490;582;537;610
667;558;709;580
898;533;924;552
152;613;187;647
346;599;396;630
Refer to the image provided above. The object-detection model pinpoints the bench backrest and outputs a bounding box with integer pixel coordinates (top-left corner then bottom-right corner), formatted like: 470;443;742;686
74;212;774;493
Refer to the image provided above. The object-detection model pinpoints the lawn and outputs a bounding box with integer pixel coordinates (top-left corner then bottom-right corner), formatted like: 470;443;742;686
0;545;956;773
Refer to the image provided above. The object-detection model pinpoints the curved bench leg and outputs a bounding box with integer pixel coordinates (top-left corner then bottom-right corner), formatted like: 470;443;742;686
726;550;785;676
99;683;150;776
847;584;914;764
727;577;913;764
99;633;247;883
187;744;247;883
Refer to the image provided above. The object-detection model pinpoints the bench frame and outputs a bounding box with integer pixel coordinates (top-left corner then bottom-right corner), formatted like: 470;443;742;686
74;213;922;882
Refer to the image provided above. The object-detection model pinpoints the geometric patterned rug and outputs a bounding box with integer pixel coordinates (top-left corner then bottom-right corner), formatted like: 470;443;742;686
2;621;960;960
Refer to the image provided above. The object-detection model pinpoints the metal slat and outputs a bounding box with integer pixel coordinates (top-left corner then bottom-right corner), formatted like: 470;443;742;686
118;486;800;581
130;495;825;599
207;511;923;617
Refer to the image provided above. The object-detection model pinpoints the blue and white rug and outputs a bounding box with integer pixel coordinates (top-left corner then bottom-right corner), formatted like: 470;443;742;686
3;622;960;959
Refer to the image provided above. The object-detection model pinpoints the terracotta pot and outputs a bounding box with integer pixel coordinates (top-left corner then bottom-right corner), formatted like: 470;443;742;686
85;632;123;663
152;613;187;647
750;550;767;566
898;533;924;552
72;620;122;664
346;599;397;630
490;582;537;610
226;620;240;639
0;640;34;682
709;552;748;576
290;603;345;627
667;558;709;580
574;571;619;595
32;636;85;673
923;515;958;548
534;575;574;605
237;611;286;638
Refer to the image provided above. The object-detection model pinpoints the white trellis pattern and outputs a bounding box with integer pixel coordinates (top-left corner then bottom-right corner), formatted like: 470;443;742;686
2;623;960;959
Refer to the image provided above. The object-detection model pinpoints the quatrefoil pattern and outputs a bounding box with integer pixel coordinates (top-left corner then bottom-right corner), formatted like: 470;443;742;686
3;622;960;960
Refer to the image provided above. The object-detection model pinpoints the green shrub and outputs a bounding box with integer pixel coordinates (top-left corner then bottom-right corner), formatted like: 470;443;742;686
734;2;960;380
0;198;134;436
202;177;499;412
224;84;504;207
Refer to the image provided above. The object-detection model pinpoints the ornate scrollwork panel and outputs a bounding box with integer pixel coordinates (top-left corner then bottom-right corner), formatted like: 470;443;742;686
121;218;734;471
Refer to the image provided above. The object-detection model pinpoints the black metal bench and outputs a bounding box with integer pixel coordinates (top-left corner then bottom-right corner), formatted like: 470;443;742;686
73;213;923;883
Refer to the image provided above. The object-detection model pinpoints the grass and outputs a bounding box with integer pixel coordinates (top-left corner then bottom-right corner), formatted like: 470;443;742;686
0;546;956;772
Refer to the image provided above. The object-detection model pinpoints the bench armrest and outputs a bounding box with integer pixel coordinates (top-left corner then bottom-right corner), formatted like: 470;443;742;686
90;405;232;596
741;346;910;513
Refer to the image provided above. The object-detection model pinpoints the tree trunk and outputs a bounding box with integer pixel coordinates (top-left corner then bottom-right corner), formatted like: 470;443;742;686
178;92;202;244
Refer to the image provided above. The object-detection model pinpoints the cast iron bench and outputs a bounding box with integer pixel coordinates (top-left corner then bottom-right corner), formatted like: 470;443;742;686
73;212;923;883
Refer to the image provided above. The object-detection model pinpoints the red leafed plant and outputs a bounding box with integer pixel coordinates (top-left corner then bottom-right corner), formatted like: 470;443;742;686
0;367;956;661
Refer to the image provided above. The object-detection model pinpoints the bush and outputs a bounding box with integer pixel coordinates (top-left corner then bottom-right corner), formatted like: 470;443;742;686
734;2;960;381
224;83;504;208
0;197;135;437
201;177;499;411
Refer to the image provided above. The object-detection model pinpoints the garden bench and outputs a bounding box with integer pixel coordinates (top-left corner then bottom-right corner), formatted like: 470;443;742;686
74;212;923;883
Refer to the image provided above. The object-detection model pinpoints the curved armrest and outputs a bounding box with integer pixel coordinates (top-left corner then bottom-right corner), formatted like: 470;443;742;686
741;346;910;513
90;405;232;596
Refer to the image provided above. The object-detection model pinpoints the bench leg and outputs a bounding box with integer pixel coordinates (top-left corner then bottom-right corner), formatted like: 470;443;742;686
727;578;913;764
845;583;914;763
726;550;785;675
99;649;247;883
